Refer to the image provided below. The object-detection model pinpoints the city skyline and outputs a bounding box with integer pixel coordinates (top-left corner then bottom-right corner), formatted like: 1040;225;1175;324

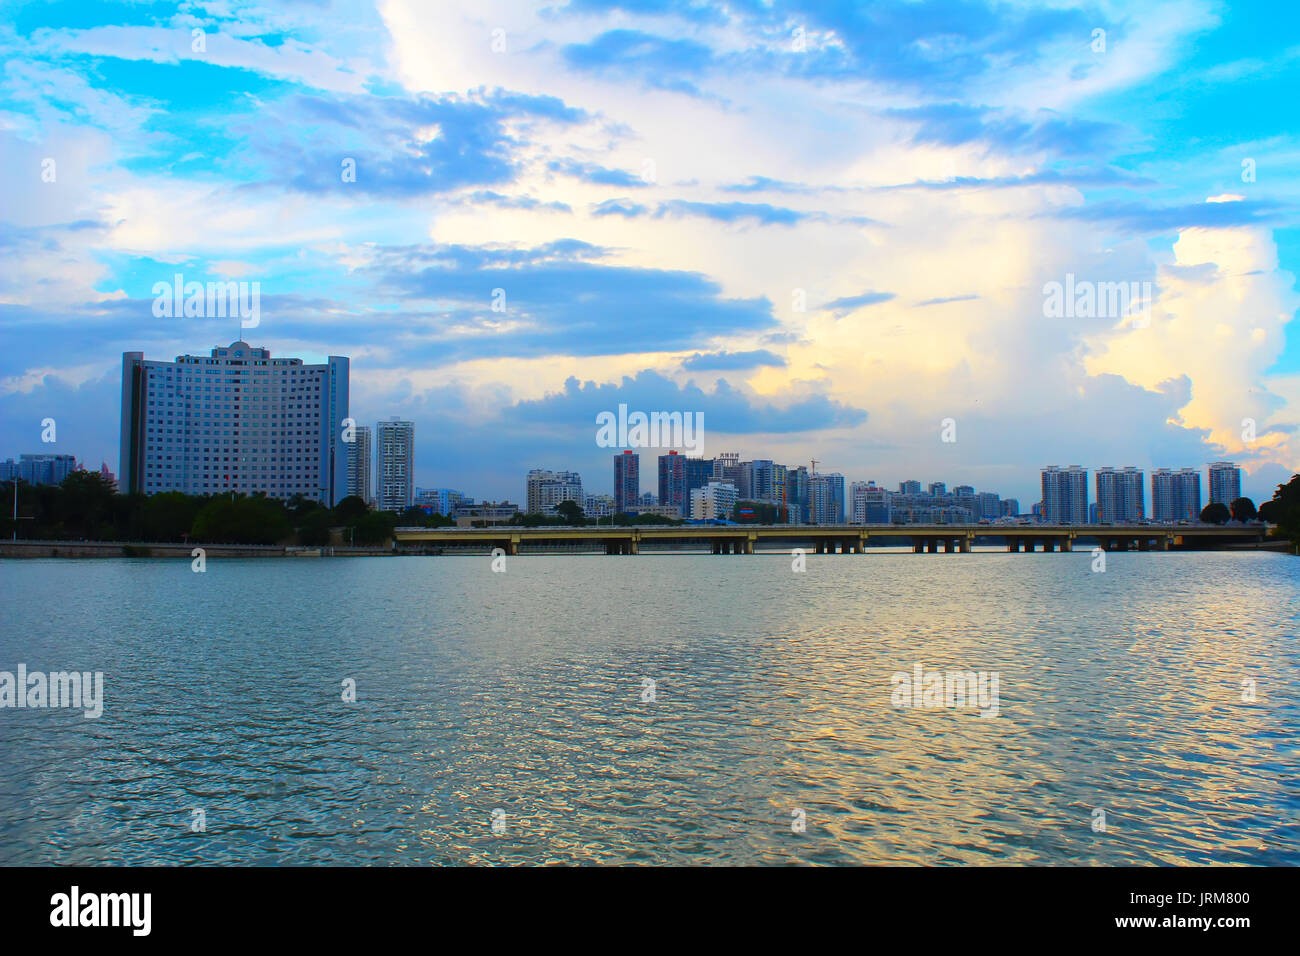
2;3;1298;512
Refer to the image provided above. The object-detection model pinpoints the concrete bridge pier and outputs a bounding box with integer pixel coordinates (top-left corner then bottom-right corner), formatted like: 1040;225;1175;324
1007;538;1020;552
912;538;924;553
1023;538;1036;553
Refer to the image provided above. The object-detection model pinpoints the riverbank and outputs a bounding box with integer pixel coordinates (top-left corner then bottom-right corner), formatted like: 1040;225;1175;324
0;540;396;558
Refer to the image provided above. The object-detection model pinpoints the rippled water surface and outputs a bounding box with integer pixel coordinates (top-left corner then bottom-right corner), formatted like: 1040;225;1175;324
1;551;1298;865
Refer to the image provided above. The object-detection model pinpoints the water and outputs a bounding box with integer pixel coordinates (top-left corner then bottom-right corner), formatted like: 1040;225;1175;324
1;551;1297;865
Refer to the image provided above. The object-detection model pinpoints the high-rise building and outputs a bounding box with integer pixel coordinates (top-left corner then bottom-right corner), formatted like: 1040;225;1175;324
658;451;687;514
120;341;349;503
685;456;714;502
1208;461;1242;505
614;451;639;514
713;452;742;486
375;418;414;512
1000;499;1020;517
976;492;1001;521
526;469;583;514
927;481;947;497
0;454;78;487
1095;466;1144;522
810;473;846;524
898;480;922;495
690;480;737;520
346;425;372;503
1151;468;1202;522
1041;465;1088;524
851;481;891;523
787;465;811;523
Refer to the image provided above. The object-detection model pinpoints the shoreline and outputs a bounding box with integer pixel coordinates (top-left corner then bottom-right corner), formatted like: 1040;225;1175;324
1;538;1294;558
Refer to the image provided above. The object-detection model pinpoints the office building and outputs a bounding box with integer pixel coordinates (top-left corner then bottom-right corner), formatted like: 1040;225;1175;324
1208;461;1242;506
375;418;414;511
1041;465;1088;524
119;341;349;503
346;425;372;503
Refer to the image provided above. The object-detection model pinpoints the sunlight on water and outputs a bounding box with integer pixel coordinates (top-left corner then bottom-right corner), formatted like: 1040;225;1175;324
1;551;1297;865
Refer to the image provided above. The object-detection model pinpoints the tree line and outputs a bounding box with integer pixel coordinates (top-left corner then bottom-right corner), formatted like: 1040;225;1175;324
0;470;452;546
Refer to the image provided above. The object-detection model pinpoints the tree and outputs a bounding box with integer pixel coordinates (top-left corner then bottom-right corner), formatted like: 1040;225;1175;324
1200;502;1230;525
1229;497;1257;522
334;495;370;523
137;491;205;541
1259;474;1300;546
56;469;118;538
351;510;397;545
296;507;334;546
191;494;291;544
554;499;585;525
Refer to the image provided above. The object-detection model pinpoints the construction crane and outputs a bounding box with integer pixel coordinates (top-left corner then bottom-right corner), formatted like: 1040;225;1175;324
810;459;818;476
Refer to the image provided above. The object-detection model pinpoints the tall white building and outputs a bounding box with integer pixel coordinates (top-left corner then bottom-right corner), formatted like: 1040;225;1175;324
346;425;372;504
1208;461;1242;505
120;341;349;503
376;419;415;512
690;480;737;520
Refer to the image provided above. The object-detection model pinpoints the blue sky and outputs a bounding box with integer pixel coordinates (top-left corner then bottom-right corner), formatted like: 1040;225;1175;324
1;0;1298;505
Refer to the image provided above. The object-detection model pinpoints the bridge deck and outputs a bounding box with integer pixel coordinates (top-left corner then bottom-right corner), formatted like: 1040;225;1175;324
393;523;1264;553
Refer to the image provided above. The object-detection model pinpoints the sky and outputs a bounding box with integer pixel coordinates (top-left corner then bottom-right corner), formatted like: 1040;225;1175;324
1;0;1298;507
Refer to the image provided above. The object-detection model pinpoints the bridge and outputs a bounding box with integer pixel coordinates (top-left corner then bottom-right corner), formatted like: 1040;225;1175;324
393;523;1266;555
